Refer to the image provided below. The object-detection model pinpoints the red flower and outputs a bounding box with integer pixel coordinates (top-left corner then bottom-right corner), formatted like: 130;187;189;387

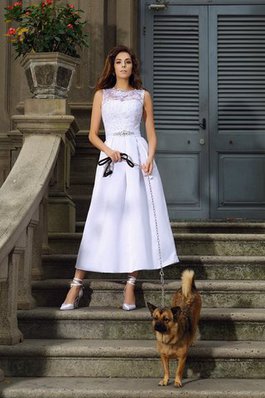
7;5;14;10
67;23;73;29
42;0;53;7
67;4;75;9
13;1;22;6
7;27;17;36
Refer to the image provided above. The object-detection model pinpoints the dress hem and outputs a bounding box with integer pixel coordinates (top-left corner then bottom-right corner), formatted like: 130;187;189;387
75;255;179;274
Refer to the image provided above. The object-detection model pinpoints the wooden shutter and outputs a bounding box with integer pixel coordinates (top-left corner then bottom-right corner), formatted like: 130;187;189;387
152;14;200;132
218;15;265;133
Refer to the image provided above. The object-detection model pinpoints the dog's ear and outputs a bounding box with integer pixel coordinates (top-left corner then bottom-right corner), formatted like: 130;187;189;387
147;302;157;315
171;306;181;321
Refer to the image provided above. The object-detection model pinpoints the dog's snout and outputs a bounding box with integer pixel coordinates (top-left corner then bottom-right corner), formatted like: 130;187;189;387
154;322;167;333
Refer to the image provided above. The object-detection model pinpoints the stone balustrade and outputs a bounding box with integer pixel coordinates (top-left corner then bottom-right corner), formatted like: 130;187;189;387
0;99;78;381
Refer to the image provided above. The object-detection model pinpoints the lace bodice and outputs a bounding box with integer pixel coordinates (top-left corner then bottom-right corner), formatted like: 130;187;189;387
102;88;145;137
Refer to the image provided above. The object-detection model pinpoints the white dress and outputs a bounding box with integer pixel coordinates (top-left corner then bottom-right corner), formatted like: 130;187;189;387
75;87;179;273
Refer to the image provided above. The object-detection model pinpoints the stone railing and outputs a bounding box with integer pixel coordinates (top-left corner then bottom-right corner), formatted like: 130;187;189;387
0;99;77;381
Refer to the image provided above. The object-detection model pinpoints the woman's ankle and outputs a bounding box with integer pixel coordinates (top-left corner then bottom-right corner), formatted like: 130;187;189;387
124;282;135;305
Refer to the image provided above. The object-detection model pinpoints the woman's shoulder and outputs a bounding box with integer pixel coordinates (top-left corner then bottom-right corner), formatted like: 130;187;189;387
94;89;104;95
93;89;104;102
141;88;150;94
141;89;152;103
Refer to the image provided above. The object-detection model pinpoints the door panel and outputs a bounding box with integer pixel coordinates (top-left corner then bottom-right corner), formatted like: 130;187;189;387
218;154;265;206
209;6;265;218
142;5;209;219
158;154;200;205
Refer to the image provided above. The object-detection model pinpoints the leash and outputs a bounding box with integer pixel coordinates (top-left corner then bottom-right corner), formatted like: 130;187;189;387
160;268;165;308
98;153;134;177
146;176;165;308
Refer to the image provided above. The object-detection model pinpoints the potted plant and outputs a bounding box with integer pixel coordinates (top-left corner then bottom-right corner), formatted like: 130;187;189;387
4;0;89;98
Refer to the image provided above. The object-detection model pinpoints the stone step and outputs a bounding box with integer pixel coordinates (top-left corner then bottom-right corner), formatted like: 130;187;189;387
75;221;265;234
32;279;265;308
170;221;265;234
1;378;265;398
41;254;265;280
48;232;265;256
0;340;264;378
17;307;265;341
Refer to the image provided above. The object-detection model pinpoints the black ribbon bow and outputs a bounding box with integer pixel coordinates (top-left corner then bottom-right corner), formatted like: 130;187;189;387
98;152;135;177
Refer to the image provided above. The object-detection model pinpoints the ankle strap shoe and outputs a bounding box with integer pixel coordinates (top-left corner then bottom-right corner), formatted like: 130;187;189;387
60;278;84;311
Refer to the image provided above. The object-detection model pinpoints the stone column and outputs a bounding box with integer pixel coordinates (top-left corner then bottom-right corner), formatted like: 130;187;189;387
48;130;76;233
32;194;48;280
17;212;39;309
0;1;13;189
0;137;11;188
18;99;78;233
0;250;7;379
0;250;24;345
116;0;139;53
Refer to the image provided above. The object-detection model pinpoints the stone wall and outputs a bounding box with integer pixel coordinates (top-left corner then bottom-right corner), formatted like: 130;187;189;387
0;0;139;183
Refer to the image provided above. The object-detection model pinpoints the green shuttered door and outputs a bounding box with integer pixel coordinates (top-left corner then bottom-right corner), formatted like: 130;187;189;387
142;2;265;219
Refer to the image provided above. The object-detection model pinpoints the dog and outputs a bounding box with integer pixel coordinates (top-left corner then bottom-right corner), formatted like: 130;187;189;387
147;269;201;388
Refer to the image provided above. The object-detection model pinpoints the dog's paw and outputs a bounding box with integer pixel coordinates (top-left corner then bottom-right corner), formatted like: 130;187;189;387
174;379;182;388
158;378;169;386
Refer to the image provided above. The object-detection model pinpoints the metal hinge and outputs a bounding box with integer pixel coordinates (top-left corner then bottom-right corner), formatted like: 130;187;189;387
143;26;146;36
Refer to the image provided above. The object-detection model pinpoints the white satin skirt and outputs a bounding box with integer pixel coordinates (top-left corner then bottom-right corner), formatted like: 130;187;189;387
75;134;179;273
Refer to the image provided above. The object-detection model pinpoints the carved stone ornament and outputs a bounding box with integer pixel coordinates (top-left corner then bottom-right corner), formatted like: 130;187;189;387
20;52;80;99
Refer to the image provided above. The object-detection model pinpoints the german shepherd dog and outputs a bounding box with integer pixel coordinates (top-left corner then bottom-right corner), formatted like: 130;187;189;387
147;270;201;388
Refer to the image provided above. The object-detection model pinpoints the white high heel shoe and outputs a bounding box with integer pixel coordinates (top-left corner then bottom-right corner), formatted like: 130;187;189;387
122;276;136;311
60;278;84;310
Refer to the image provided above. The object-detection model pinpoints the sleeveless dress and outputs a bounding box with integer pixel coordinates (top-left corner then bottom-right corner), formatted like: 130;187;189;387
75;87;179;273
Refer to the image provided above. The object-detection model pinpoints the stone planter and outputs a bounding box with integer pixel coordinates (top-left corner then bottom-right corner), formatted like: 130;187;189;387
20;52;80;99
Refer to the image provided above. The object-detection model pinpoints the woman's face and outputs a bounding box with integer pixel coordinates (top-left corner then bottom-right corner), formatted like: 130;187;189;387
114;51;133;80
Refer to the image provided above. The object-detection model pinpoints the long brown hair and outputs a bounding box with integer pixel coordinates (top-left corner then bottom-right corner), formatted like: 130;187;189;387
95;45;143;91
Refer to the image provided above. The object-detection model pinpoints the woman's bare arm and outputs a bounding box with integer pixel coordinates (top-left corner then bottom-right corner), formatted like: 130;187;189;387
88;90;121;162
142;90;157;174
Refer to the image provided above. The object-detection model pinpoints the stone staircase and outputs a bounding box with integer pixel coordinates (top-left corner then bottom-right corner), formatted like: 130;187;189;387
0;133;265;397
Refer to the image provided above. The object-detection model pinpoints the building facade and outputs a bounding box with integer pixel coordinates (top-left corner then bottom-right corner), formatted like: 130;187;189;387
1;0;265;220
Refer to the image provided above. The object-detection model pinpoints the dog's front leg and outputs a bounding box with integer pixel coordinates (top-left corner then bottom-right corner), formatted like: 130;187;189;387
174;355;187;388
158;354;170;386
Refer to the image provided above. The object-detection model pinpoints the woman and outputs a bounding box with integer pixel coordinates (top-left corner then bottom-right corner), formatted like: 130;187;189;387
60;45;179;311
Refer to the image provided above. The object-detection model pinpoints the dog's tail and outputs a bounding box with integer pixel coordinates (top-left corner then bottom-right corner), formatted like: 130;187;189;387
181;269;196;298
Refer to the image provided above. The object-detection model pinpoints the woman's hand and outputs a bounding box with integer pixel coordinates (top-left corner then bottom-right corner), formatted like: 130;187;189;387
105;148;121;162
142;157;153;175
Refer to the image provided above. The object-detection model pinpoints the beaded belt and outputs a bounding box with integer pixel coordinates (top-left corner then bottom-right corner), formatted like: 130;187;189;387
112;130;134;136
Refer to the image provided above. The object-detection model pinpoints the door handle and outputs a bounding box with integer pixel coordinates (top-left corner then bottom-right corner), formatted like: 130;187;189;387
199;118;206;130
148;3;167;10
